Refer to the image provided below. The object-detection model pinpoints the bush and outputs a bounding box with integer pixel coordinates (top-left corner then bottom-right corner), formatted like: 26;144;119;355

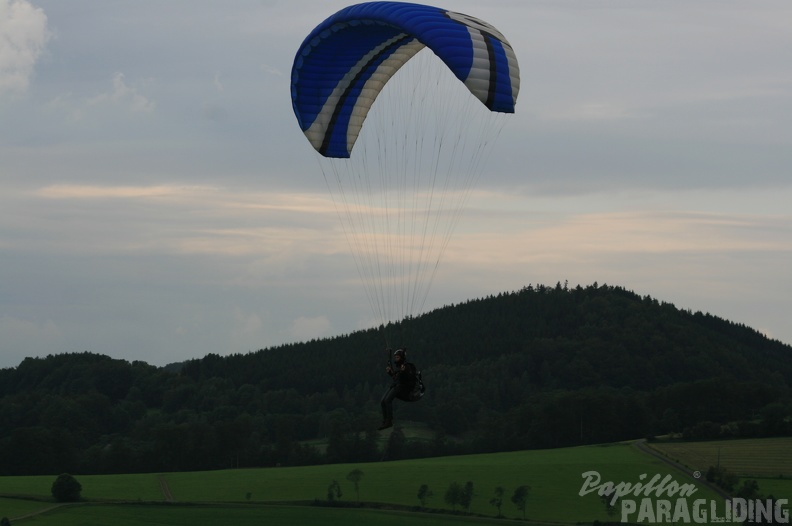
51;473;82;502
705;466;738;493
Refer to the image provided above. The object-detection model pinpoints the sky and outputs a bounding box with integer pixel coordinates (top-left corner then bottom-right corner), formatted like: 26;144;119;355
1;0;790;369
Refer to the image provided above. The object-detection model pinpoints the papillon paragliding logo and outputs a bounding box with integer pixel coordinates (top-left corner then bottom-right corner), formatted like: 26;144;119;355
290;2;520;330
579;470;790;524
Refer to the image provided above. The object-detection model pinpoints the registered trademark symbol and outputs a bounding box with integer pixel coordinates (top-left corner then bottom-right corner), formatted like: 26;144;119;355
693;471;701;478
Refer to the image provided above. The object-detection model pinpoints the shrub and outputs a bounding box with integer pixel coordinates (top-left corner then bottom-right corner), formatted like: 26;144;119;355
51;473;82;502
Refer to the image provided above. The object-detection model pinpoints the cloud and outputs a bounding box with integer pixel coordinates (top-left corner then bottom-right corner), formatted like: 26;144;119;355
213;72;224;92
233;308;263;336
542;102;651;122
438;186;792;277
261;63;282;76
88;72;155;112
22;183;343;259
0;0;50;94
36;183;215;200
33;183;338;217
202;102;227;123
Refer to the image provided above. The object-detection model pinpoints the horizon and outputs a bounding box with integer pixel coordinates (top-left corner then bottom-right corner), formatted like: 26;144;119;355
4;280;788;370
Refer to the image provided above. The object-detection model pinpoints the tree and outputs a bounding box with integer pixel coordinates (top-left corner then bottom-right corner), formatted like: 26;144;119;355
417;484;434;508
600;488;618;517
346;469;364;502
327;480;342;502
51;473;82;502
511;485;530;520
1;517;10;526
734;479;760;500
459;481;475;513
490;486;504;518
706;465;739;492
444;482;463;512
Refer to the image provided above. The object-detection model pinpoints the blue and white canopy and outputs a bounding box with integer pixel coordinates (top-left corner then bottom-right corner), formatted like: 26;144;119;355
291;1;520;158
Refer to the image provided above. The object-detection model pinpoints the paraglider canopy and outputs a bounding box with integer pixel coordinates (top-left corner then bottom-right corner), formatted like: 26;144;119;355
291;1;520;158
290;2;520;336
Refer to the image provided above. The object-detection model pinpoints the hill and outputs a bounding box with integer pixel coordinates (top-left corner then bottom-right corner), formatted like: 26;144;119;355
0;282;790;475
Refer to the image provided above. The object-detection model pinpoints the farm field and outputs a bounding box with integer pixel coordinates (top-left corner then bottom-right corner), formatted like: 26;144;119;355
647;437;792;503
0;441;737;525
647;437;792;478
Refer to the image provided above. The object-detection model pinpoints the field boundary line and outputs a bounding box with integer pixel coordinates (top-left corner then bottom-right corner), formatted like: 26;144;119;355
11;502;75;522
158;474;174;502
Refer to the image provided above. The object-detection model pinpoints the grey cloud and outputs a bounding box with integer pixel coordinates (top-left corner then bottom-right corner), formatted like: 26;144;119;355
0;0;50;93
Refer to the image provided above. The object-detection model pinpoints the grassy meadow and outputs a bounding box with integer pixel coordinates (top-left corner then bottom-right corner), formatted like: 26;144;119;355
0;441;748;525
9;504;524;526
0;497;55;519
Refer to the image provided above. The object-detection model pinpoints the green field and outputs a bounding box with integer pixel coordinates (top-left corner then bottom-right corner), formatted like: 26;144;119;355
8;504;525;526
0;497;56;519
0;442;744;525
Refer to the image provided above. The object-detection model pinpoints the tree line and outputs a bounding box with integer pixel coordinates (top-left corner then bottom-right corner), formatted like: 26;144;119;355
321;469;532;520
1;283;790;475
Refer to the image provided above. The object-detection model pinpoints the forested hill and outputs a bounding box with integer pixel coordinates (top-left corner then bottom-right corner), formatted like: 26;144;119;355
1;283;790;475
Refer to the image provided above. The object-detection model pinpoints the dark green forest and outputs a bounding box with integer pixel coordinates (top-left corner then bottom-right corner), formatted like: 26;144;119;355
1;283;790;475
